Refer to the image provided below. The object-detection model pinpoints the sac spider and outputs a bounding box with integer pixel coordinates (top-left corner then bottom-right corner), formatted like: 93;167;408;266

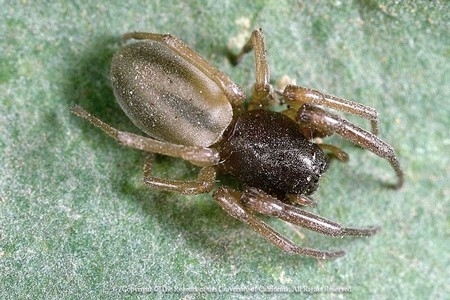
73;28;404;259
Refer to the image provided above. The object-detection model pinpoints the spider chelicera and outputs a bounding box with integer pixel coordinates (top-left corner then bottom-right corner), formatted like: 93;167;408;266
73;28;404;259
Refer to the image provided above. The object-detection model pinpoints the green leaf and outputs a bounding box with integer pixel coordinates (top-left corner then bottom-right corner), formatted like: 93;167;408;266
1;1;448;298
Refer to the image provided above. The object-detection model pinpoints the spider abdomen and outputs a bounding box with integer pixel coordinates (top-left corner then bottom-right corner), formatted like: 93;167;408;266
111;40;233;147
217;109;329;198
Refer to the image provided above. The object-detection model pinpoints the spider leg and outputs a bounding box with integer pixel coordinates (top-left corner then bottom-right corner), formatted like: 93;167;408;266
318;143;349;162
72;105;220;167
286;194;318;208
230;28;274;109
143;154;216;195
213;187;345;259
298;104;404;188
283;84;379;134
242;187;379;237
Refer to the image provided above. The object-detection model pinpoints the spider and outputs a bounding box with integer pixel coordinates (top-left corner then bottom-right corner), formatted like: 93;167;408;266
72;28;404;259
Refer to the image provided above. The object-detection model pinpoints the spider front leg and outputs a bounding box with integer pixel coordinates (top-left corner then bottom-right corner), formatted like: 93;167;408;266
283;85;379;134
213;187;346;259
241;187;379;237
298;104;404;188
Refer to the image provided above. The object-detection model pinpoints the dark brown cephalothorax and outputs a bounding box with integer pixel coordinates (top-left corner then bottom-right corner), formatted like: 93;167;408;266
217;109;329;198
73;29;404;259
